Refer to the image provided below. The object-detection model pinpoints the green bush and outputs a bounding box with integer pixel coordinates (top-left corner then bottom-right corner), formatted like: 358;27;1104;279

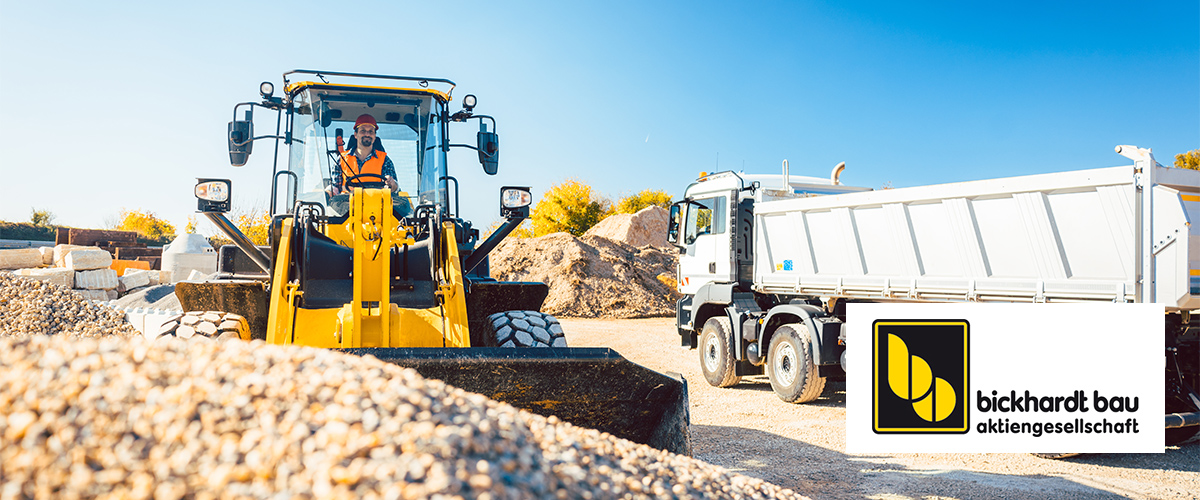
0;222;56;241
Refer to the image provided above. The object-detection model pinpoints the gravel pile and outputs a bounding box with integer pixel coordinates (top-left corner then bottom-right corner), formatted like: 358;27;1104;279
0;273;138;339
0;310;806;499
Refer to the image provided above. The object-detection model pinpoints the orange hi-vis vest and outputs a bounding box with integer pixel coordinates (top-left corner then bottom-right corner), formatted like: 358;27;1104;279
339;150;388;189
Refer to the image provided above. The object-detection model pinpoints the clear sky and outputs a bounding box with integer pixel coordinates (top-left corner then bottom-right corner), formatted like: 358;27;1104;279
1;1;1197;235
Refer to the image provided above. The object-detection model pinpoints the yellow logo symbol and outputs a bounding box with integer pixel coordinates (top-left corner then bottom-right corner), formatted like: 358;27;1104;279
887;334;956;422
873;320;968;434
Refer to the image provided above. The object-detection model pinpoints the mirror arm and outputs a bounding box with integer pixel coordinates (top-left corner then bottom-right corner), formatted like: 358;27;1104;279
231;135;288;147
447;143;494;158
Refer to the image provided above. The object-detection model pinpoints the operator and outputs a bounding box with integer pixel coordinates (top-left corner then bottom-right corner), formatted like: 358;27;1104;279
330;114;399;195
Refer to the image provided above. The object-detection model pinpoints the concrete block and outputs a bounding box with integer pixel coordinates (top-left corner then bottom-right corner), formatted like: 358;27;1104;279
39;247;54;266
0;248;44;270
53;244;90;267
106;289;118;301
75;269;118;290
120;270;151;290
75;289;109;301
13;268;74;288
64;248;113;271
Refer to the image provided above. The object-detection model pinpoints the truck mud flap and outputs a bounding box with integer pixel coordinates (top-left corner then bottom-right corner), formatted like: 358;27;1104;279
340;347;691;456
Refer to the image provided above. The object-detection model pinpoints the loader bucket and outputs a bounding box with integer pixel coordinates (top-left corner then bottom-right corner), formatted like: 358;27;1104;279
341;347;691;455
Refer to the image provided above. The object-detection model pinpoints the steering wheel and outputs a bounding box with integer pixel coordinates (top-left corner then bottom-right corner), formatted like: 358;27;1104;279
344;172;389;190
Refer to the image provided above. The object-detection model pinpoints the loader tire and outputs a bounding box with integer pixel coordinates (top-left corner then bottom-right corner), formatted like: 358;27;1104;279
700;317;741;388
156;311;251;341
486;311;567;348
768;323;825;403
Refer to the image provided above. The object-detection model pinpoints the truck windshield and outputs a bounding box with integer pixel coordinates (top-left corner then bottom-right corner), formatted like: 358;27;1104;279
285;89;446;216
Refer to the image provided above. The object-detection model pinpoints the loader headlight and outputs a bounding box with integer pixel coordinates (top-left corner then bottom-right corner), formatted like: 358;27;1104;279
195;179;232;213
259;81;274;99
462;94;477;111
500;186;531;218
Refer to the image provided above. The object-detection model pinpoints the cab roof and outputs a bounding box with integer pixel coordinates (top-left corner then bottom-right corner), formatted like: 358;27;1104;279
282;69;456;102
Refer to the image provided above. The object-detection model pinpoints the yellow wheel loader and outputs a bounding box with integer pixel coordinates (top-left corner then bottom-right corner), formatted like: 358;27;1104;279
172;70;689;454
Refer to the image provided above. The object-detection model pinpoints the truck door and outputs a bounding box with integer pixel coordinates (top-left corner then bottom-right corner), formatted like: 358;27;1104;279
679;194;733;294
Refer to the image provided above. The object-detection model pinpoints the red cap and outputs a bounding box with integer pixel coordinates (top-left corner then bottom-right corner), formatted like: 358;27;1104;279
354;114;378;130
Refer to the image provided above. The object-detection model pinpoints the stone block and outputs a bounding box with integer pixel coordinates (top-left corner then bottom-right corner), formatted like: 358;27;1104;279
106;289;118;301
53;244;91;267
120;270;151;290
13;268;74;288
39;247;54;266
64;248;113;271
0;248;43;270
75;289;109;301
75;269;118;290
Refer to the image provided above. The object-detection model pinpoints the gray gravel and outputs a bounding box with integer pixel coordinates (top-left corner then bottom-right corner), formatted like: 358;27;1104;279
0;275;809;500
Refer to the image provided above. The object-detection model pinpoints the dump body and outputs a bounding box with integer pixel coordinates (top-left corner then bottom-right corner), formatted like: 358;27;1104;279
752;165;1198;309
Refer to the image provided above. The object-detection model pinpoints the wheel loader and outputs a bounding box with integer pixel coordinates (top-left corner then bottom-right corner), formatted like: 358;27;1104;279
169;70;689;455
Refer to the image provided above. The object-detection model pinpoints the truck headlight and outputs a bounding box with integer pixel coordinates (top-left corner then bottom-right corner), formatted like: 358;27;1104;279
195;179;232;213
500;186;531;218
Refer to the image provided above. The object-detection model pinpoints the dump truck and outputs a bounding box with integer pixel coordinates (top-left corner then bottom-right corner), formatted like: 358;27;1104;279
667;146;1200;446
167;70;689;455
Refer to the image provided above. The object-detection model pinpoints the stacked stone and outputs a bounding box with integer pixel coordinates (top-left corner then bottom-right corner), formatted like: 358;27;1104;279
0;333;808;499
0;245;167;302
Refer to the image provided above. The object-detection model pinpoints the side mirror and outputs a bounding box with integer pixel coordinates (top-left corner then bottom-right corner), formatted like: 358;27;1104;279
477;123;499;175
667;202;683;247
316;101;334;128
228;110;253;166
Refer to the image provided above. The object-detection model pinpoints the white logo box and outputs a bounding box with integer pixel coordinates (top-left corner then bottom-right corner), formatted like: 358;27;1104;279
846;303;1164;454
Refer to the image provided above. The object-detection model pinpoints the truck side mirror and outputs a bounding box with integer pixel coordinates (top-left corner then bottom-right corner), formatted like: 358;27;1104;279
477;125;499;175
228;110;253;166
667;202;683;247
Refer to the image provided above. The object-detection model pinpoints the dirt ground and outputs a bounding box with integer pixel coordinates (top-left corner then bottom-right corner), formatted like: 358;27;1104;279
560;317;1200;500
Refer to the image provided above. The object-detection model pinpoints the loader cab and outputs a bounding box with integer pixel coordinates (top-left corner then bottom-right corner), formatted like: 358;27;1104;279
283;83;450;218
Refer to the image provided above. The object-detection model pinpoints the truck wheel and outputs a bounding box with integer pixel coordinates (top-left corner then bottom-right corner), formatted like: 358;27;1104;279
768;323;826;403
700;317;741;388
485;311;567;347
156;311;251;341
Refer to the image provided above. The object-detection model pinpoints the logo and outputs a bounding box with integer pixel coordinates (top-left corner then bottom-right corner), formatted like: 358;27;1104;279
873;320;969;433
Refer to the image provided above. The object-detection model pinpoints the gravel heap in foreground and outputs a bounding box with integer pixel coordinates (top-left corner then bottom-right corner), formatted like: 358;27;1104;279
0;335;808;500
0;273;138;339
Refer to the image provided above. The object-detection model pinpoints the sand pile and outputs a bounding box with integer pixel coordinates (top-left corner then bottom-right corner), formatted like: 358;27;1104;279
582;206;670;248
490;207;679;319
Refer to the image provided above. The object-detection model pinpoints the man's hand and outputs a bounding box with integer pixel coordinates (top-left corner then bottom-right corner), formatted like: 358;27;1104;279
385;176;398;192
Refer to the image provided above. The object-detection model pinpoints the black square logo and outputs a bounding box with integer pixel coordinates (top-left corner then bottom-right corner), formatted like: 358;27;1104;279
873;320;969;433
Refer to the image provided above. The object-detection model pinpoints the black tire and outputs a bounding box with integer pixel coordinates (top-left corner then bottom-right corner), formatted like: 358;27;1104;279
768;323;826;403
156;311;250;341
699;317;741;388
485;311;567;347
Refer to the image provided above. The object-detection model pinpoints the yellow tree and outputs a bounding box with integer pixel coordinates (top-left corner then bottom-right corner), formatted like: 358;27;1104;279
116;209;176;241
1174;149;1200;170
614;189;673;214
531;179;612;237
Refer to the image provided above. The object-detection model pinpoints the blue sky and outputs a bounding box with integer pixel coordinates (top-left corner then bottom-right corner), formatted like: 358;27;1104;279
1;1;1196;234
